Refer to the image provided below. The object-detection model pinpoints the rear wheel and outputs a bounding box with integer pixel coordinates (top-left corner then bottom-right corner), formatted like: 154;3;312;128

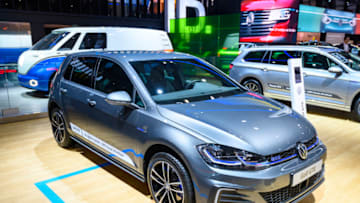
352;97;360;121
50;108;73;148
147;152;194;203
242;78;263;94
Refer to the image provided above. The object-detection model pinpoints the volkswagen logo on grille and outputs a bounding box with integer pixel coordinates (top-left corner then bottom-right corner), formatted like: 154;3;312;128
246;12;255;26
297;143;308;160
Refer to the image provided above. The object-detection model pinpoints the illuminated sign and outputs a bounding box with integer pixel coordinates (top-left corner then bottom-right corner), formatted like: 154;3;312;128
165;0;206;32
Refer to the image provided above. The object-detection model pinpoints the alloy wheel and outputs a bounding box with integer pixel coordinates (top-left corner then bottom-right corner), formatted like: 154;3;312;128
150;161;184;203
245;82;260;93
51;112;66;144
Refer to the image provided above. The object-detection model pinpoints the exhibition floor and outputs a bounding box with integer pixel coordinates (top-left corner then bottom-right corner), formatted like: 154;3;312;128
0;109;359;203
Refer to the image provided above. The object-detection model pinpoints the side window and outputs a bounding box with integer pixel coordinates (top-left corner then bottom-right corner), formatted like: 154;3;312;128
95;59;133;95
328;58;338;67
303;52;329;70
79;33;107;50
58;33;80;51
68;57;97;87
244;51;266;63
270;51;301;65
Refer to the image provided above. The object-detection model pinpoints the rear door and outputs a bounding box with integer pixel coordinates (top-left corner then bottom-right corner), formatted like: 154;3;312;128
264;50;301;98
60;56;98;137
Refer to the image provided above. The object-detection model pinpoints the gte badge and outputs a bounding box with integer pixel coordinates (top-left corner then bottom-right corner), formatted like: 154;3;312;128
288;58;307;117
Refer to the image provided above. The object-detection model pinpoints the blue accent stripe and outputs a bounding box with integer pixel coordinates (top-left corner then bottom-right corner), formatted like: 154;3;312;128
283;51;294;58
34;162;111;202
122;149;144;159
193;181;208;199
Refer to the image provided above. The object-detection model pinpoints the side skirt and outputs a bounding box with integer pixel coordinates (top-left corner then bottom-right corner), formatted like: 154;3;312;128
70;136;146;183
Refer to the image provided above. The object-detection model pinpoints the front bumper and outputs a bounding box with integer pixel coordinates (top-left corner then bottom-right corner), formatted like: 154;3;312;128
18;73;50;92
191;143;327;203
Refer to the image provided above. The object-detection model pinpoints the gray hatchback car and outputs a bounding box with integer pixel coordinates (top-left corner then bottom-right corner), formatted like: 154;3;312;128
229;45;360;120
48;51;326;203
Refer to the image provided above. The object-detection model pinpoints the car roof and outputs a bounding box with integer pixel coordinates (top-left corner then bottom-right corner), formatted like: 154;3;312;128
69;51;196;62
54;26;166;33
245;45;342;53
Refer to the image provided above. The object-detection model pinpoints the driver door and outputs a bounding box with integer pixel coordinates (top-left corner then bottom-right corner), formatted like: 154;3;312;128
84;58;146;170
302;52;348;108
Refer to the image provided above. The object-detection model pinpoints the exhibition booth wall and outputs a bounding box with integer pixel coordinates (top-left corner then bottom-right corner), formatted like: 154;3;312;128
1;1;360;121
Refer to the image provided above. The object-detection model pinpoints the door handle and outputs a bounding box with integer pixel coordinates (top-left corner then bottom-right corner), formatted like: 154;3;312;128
262;67;268;72
87;99;96;107
60;88;67;94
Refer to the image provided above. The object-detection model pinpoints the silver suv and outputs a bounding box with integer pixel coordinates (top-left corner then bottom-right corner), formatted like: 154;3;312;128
229;45;360;120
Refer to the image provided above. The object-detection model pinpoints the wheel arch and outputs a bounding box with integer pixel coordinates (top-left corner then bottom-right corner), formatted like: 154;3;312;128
143;144;193;182
351;91;360;111
48;101;60;118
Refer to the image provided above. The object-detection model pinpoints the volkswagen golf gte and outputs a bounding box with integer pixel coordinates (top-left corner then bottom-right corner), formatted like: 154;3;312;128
48;51;326;203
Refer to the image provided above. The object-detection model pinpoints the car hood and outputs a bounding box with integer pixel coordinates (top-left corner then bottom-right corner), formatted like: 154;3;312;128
157;92;316;155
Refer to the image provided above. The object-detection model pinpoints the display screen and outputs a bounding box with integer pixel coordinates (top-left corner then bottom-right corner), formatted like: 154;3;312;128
239;0;300;44
298;5;356;34
295;67;301;83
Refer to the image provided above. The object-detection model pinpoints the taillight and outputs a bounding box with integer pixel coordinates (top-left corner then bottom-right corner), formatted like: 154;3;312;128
229;64;234;70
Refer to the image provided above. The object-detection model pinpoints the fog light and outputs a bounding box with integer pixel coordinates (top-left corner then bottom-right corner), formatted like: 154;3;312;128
29;79;38;87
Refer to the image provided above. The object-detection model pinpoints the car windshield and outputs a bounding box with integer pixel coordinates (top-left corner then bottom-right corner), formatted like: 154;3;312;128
131;59;245;104
32;31;69;50
330;51;360;71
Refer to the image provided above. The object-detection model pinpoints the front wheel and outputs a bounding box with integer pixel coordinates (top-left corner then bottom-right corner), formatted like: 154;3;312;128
242;79;263;94
147;152;194;203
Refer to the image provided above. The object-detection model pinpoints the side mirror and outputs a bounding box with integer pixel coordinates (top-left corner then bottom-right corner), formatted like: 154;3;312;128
328;66;342;74
105;91;138;109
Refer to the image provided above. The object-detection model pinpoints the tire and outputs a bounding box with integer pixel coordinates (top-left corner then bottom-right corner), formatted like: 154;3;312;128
352;97;360;121
147;152;194;203
242;78;263;94
50;108;73;148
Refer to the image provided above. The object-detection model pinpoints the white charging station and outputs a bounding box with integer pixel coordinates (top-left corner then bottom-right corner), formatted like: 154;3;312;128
288;58;307;117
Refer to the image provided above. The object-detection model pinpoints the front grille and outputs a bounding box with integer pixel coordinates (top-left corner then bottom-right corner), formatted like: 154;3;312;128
240;10;274;37
260;172;322;203
264;137;319;165
216;189;252;203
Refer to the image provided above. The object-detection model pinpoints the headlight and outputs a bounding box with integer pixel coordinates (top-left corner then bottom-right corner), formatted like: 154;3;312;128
350;19;356;27
197;144;268;170
268;8;291;21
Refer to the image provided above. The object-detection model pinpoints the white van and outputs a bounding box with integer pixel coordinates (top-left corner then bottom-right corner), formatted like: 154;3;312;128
17;27;173;92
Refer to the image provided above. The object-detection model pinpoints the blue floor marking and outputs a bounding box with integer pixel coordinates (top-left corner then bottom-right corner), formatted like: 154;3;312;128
35;162;111;202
